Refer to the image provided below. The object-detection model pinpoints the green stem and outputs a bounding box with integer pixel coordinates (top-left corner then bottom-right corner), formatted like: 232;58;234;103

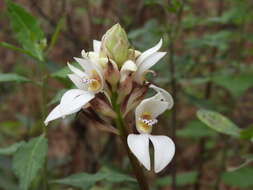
111;93;149;190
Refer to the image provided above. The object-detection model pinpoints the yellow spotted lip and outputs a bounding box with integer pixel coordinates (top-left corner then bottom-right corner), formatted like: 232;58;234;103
137;112;157;134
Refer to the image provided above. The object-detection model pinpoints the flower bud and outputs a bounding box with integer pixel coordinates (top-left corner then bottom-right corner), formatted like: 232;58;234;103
100;23;129;66
90;97;116;119
104;59;120;92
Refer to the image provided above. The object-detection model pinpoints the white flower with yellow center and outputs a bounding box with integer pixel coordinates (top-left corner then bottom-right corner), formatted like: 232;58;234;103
44;50;105;126
134;39;166;84
127;87;175;173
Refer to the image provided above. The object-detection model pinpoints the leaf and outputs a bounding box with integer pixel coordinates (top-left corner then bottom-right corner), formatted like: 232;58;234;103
177;120;217;138
156;171;198;187
101;168;136;183
212;72;253;97
6;0;45;61
0;141;24;155
197;110;241;137
222;167;253;188
51;65;71;79
0;73;30;83
51;173;107;190
240;125;253;141
0;42;36;59
13;134;48;190
51;169;136;190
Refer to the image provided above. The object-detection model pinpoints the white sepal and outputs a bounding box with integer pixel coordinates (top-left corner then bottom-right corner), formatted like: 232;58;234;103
59;89;94;116
135;52;166;84
136;39;163;66
127;134;151;170
150;84;174;109
149;135;175;173
44;105;62;126
44;89;95;125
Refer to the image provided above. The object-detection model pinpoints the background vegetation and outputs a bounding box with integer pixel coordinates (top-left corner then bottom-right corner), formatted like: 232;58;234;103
0;0;253;190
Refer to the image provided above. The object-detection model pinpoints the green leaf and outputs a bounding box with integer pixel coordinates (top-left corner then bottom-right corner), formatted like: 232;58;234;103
177;120;217;138
222;167;253;188
0;73;30;83
156;171;198;187
6;0;45;61
51;169;136;190
240;125;253;141
197;110;241;137
101;168;136;183
51;173;107;190
0;141;24;155
0;42;36;59
212;72;253;97
13;134;48;190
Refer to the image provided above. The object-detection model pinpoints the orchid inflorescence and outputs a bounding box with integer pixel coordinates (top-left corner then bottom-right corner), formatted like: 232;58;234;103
45;24;175;173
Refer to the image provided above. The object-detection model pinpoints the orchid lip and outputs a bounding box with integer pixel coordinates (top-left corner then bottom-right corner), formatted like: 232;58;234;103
139;117;158;127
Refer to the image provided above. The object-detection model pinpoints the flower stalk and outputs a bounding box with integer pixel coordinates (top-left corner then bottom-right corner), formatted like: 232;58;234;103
111;93;150;190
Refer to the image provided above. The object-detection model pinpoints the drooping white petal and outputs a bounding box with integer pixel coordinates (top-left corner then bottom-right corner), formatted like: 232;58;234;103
150;84;174;109
67;63;87;78
134;52;166;83
60;89;95;115
135;98;169;121
44;105;62;126
149;135;175;173
68;74;88;90
136;39;163;66
93;40;101;53
127;134;151;170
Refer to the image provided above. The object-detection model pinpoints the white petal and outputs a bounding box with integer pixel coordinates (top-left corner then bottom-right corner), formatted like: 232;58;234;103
44;105;62;126
60;89;95;115
135;98;168;121
136;39;163;66
127;134;151;170
67;62;86;78
149;135;175;173
93;40;101;53
135;52;166;83
121;60;137;73
120;60;137;81
81;50;86;57
74;57;93;73
74;57;104;91
150;84;174;109
68;74;88;90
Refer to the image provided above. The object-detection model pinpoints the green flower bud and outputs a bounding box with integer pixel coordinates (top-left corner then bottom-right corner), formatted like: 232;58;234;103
101;23;129;66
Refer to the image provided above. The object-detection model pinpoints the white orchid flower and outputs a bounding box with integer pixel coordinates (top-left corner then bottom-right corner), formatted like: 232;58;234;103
81;40;108;69
127;91;175;173
44;57;105;126
134;39;166;84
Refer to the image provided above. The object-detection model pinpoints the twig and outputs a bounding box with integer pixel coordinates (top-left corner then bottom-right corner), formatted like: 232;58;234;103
194;1;224;190
111;93;149;190
166;1;185;189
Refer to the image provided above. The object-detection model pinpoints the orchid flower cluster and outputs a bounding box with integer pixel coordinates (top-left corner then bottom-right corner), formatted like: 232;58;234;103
45;24;175;173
